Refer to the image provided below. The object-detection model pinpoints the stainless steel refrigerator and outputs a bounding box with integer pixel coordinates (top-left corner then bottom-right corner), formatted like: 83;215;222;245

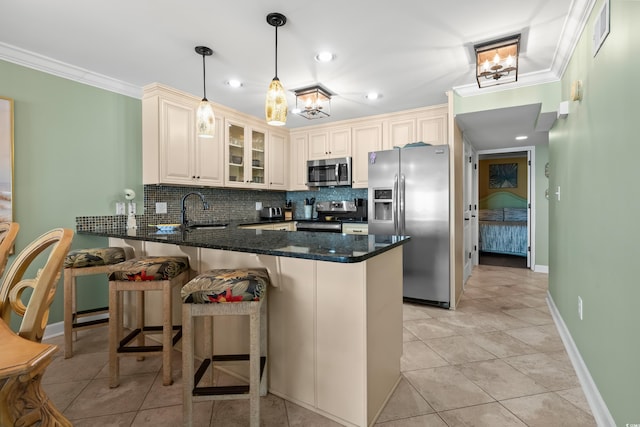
368;145;450;307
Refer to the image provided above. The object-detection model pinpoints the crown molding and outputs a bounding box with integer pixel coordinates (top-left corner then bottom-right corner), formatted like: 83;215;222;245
0;42;142;99
551;0;597;78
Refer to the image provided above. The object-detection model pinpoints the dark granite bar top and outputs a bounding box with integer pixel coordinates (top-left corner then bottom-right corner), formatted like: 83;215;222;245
78;220;410;263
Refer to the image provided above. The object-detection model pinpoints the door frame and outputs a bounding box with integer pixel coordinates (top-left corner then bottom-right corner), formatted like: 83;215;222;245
476;146;536;270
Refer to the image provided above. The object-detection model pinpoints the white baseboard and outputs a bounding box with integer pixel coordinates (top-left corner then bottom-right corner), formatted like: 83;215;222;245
546;293;615;427
534;264;549;273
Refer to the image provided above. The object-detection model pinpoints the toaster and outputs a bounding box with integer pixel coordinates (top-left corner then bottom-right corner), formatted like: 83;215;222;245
260;207;283;219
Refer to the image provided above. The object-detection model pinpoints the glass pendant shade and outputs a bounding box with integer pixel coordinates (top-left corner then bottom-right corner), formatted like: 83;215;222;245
265;77;287;126
196;99;215;138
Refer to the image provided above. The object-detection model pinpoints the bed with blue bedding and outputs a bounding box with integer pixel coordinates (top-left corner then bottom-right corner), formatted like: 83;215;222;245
478;192;528;257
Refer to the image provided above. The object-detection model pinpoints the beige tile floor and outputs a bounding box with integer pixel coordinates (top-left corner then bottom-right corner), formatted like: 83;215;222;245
42;264;596;426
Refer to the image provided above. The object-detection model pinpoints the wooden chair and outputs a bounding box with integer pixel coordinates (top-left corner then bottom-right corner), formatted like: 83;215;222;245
0;228;74;342
0;222;19;280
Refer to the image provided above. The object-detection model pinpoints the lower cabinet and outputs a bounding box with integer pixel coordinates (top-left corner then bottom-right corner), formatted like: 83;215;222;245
239;222;295;231
342;223;368;235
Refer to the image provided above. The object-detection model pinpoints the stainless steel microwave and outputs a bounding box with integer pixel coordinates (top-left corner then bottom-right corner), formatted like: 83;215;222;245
307;157;352;187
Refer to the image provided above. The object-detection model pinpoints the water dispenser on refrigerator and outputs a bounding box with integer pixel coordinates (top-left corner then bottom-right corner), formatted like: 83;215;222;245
372;189;394;222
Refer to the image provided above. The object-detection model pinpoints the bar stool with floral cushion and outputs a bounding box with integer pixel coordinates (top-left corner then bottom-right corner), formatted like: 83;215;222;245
108;255;190;387
63;246;132;358
181;268;270;427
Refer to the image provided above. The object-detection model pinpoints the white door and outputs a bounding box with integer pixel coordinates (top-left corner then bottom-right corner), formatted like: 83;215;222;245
463;139;474;283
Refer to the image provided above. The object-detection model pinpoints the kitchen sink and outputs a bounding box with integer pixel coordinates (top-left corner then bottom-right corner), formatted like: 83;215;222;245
186;223;228;230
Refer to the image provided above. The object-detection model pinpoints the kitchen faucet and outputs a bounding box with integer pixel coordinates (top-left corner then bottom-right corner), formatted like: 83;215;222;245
181;191;210;227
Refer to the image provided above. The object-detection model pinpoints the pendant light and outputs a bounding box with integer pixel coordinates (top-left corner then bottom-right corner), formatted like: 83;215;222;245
265;13;288;126
195;46;215;138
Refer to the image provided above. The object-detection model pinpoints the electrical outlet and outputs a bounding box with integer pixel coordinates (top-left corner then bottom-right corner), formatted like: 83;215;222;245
578;296;583;320
256;202;262;210
116;202;125;215
556;186;561;201
155;202;167;214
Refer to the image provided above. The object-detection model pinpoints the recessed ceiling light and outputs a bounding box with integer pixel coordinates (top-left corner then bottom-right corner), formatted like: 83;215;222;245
515;135;528;140
291;108;302;114
226;79;243;88
365;92;380;100
315;52;335;62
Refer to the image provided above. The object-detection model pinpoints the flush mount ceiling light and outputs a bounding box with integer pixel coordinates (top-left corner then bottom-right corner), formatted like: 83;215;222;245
365;92;380;100
474;34;520;88
294;85;333;120
265;12;288;126
195;46;215;138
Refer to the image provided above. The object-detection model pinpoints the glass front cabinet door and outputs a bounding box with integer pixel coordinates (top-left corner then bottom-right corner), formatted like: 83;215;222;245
225;119;268;188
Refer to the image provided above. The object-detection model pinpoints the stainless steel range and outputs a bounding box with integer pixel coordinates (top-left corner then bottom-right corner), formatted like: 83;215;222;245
296;199;367;233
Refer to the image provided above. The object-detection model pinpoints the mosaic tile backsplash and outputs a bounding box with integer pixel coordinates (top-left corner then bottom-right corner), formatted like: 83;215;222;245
76;185;368;230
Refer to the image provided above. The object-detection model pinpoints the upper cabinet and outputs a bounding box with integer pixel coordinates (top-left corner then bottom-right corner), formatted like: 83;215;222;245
351;122;383;189
307;128;351;160
384;105;448;150
142;84;223;186
225;119;268;189
143;84;447;192
289;131;309;191
268;129;289;190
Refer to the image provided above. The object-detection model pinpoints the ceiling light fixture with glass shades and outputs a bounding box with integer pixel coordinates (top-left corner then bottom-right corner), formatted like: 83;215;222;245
194;46;215;138
474;34;520;88
293;84;333;120
265;12;288;126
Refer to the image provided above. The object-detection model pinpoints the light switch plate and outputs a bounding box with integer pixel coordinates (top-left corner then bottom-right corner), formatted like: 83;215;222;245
155;202;168;214
116;202;125;215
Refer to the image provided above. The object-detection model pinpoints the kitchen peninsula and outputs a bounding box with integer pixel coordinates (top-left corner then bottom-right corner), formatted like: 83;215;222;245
79;222;409;427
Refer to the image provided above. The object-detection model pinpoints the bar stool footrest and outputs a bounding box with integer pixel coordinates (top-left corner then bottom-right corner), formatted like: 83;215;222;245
192;355;266;397
75;306;109;317
117;326;182;353
72;317;109;329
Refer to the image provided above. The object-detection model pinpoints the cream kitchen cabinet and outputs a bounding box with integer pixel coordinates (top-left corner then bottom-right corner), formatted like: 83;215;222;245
288;131;308;190
307;128;351;160
225;119;268;189
268;129;288;190
384;105;448;150
351;121;383;188
239;222;295;231
342;223;368;235
142;83;224;186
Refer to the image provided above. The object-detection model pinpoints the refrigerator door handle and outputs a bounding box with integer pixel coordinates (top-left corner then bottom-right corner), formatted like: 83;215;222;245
400;174;406;234
393;174;399;233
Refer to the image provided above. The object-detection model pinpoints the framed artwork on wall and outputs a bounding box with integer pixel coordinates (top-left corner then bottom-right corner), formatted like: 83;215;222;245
489;163;518;188
593;0;610;57
0;97;13;223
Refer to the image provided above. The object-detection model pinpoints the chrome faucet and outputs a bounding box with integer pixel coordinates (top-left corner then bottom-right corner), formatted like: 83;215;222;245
181;191;210;227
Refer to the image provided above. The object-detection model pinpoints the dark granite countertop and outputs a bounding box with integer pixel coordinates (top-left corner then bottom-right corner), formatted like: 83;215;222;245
78;220;409;263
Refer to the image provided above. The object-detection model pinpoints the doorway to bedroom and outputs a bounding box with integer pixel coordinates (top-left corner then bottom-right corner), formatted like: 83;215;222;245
477;150;530;269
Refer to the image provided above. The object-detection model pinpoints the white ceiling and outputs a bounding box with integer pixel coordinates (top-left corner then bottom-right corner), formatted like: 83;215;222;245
0;0;589;145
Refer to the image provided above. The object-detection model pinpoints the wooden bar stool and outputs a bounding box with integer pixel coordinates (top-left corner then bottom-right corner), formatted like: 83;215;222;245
63;247;130;358
108;256;190;388
181;268;269;427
